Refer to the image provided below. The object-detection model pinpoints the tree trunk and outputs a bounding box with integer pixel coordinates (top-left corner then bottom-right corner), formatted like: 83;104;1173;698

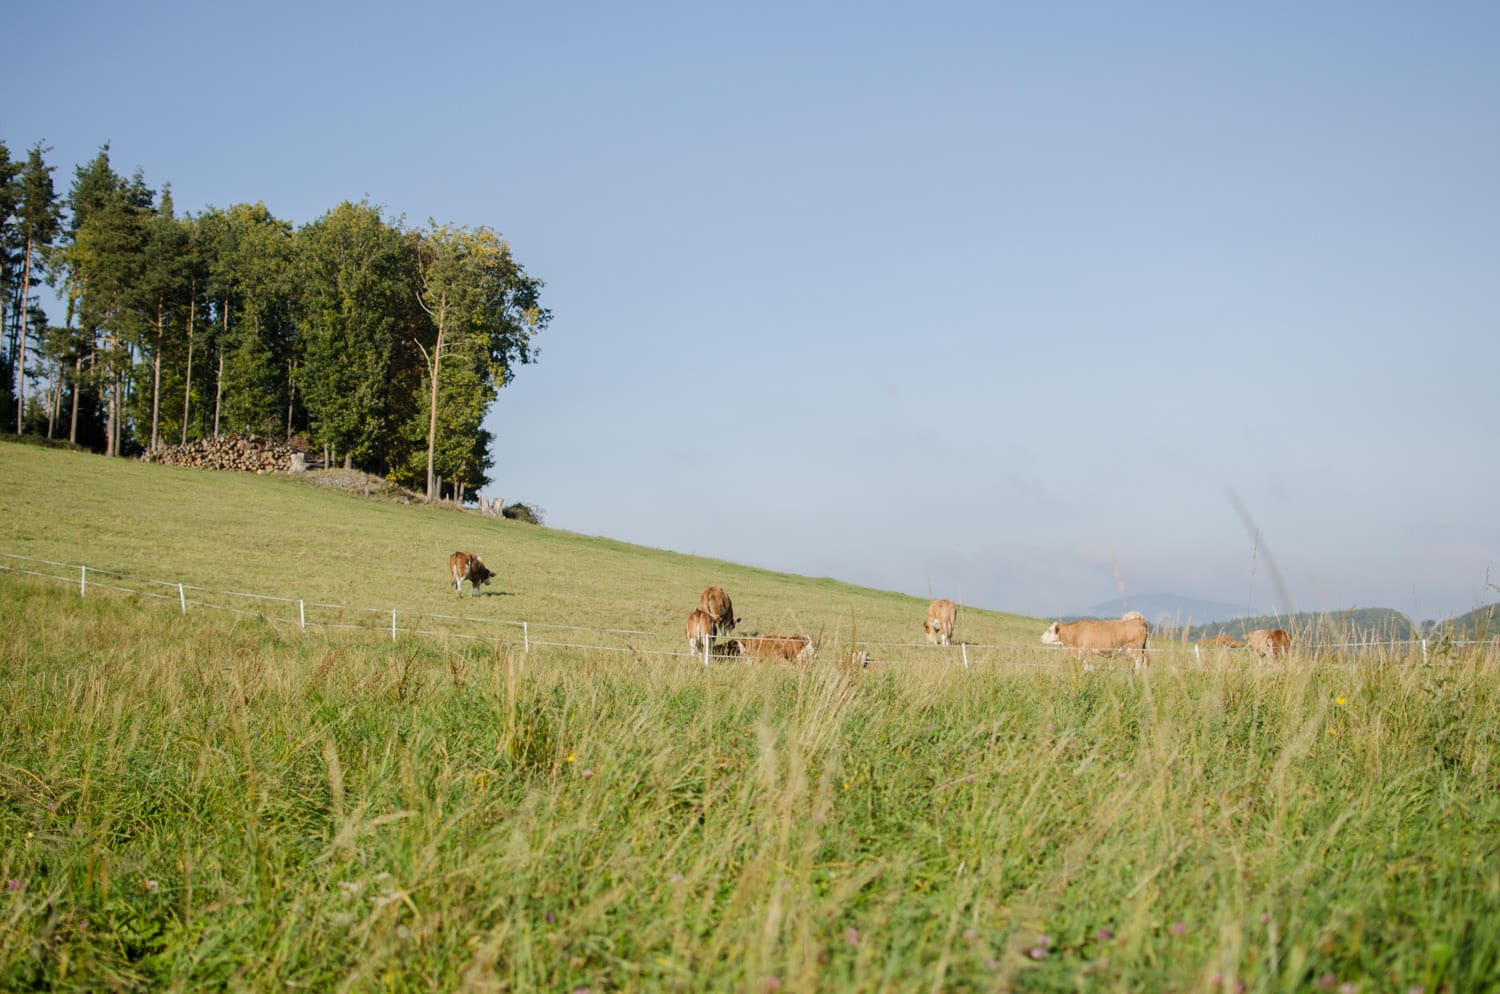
150;300;165;451
424;310;446;501
213;297;229;437
69;353;81;444
14;235;33;433
46;360;59;439
182;298;195;445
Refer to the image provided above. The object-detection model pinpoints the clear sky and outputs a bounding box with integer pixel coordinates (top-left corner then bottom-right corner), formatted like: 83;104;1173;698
12;1;1499;622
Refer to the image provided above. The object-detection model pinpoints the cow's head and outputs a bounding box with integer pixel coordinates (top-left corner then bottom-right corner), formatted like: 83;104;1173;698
472;558;493;587
1039;622;1062;646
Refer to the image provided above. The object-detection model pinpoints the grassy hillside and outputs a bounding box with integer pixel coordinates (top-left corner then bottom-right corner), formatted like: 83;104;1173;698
0;443;1040;656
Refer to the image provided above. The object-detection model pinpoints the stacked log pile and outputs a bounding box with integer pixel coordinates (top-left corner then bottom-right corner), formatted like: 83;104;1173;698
141;434;304;474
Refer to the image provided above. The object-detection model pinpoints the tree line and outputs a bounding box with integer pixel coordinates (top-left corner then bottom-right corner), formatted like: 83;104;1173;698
0;140;550;502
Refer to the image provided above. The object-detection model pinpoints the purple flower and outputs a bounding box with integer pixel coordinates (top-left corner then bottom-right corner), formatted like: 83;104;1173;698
1094;927;1114;941
581;768;595;779
844;926;861;947
1027;946;1048;960
1169;920;1187;937
5;880;19;891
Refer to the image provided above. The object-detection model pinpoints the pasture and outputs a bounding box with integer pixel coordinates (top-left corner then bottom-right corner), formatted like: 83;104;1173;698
2;444;1498;992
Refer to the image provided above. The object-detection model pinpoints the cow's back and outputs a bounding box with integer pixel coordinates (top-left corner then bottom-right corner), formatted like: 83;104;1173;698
686;609;715;655
700;586;736;635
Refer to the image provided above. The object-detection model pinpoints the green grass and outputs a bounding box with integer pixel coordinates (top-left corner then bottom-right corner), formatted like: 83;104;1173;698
2;445;1499;992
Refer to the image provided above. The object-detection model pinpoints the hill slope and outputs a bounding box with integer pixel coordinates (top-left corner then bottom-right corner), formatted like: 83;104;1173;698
0;442;1040;653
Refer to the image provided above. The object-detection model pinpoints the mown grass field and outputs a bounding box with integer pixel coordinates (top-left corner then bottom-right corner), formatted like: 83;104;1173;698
2;443;1498;993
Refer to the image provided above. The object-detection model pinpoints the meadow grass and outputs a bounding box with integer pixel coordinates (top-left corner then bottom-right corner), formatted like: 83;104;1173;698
2;572;1498;993
2;445;1499;992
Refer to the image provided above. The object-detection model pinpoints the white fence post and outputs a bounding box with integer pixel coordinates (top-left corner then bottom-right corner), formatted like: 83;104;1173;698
704;636;711;666
178;582;186;616
392;609;397;643
1195;644;1201;663
523;621;529;654
961;643;969;669
80;565;86;597
1421;638;1428;663
299;600;305;631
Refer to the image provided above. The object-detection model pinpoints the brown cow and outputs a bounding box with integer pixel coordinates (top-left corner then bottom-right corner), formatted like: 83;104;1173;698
924;599;957;645
686;608;715;657
449;551;494;597
1040;616;1149;668
734;634;816;663
699;586;739;636
1246;628;1291;658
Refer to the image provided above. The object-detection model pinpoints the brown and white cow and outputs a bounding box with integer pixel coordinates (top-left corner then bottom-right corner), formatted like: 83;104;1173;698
699;586;739;636
1040;616;1150;667
1246;628;1291;658
924;598;957;645
449;551;493;597
686;608;715;657
734;634;817;663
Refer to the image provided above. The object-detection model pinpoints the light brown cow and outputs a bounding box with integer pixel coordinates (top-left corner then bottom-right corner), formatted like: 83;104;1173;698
1040;616;1150;668
699;586;739;636
686;608;715;657
1246;628;1291;658
733;634;816;663
449;551;493;597
924;599;957;645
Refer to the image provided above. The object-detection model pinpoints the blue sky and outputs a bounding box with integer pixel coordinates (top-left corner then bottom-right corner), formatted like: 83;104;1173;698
12;1;1499;621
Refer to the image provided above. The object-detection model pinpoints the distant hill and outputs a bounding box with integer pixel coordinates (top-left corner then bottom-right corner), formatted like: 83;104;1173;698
1085;594;1252;627
1422;603;1500;640
1180;607;1417;643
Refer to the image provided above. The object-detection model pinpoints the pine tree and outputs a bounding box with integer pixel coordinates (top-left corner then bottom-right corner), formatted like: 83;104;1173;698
295;200;409;471
11;145;63;433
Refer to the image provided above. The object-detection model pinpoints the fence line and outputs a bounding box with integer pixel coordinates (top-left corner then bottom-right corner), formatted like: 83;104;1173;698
2;550;1493;665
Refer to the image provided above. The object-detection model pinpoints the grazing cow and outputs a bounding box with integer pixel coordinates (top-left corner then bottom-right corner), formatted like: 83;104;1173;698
735;634;817;663
699;586;739;636
1202;633;1246;648
924;599;957;645
1040;616;1150;668
686;608;715;657
449;551;493;597
1246;628;1291;658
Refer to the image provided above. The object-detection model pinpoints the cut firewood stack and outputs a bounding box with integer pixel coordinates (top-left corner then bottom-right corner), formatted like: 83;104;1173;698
141;434;307;474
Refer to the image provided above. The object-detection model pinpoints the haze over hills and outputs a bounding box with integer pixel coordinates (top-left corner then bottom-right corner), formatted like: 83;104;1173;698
1085;594;1256;626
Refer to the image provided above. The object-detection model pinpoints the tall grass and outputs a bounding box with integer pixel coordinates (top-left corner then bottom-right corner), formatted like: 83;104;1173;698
3;572;1497;992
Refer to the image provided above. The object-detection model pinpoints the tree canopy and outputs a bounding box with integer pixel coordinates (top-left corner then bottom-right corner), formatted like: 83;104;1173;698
0;140;550;500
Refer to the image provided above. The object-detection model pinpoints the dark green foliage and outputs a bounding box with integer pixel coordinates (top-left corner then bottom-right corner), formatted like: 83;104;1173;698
2;137;548;483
